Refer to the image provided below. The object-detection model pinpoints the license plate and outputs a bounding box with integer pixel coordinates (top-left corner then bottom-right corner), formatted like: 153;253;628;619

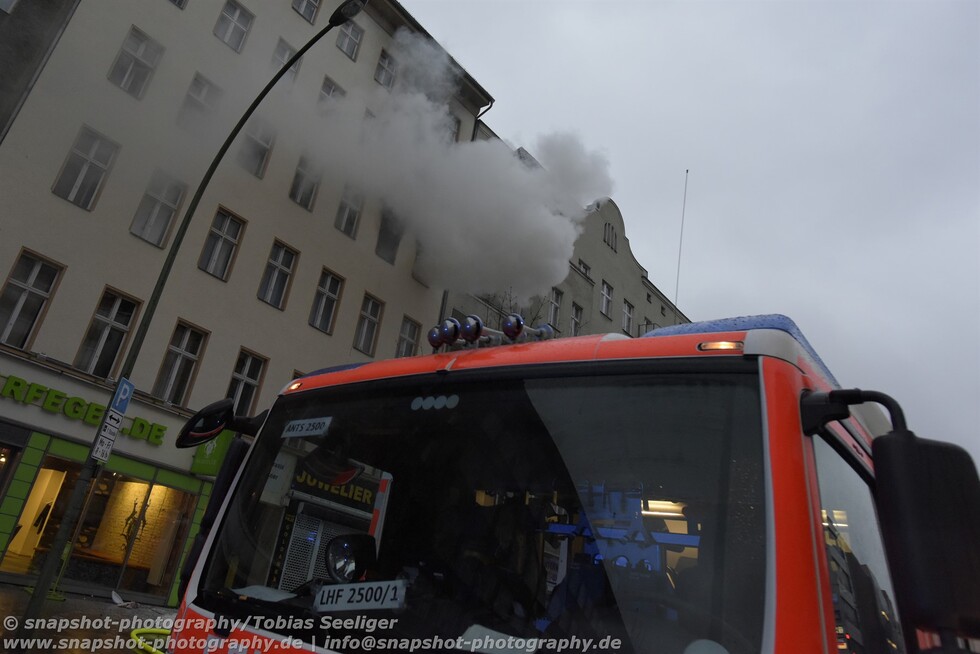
314;579;407;613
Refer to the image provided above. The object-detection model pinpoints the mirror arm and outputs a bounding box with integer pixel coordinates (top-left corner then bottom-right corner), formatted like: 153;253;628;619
229;409;268;437
801;388;908;435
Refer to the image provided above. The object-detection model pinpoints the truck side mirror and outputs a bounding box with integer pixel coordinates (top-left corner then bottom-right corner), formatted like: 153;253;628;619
873;431;980;641
175;398;267;448
802;389;980;642
176;398;235;448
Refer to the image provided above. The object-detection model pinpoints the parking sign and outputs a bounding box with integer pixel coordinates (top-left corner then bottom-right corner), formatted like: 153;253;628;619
93;378;135;463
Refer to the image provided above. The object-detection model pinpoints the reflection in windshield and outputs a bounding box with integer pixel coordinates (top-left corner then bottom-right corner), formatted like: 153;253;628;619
198;366;765;653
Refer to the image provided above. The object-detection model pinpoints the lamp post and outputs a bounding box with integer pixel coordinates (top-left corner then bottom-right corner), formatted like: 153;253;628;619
17;0;366;635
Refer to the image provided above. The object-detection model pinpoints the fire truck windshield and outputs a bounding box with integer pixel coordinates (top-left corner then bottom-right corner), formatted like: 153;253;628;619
195;363;766;654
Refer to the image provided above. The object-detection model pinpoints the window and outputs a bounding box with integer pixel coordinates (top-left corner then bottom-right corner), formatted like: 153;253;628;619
571;303;583;336
548;288;562;328
178;74;222;126
74;290;138;378
374;50;396;89
288;155;319;210
107;27;163;99
603;222;618;252
271;38;300;82
152;322;206;406
622;300;634;335
291;0;318;23
237;119;274;177
319;75;346;102
334;186;363;238
52;126;118;210
199;209;244;280
214;0;252;52
375;210;403;264
0;252;62;348
813;436;906;652
395;317;420;358
600;281;613;317
448;115;461;143
130;171;186;247
258;241;297;309
661;305;668;317
353;294;383;356
227;349;265;415
336;21;363;60
309;269;343;334
577;258;591;278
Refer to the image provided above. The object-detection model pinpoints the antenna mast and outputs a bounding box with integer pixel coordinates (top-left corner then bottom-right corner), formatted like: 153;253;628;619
674;169;689;306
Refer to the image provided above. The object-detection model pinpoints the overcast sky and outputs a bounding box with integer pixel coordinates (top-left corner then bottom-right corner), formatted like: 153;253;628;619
401;0;980;461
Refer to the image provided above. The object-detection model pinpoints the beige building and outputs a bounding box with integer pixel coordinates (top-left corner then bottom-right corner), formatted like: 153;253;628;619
0;0;492;605
446;196;687;339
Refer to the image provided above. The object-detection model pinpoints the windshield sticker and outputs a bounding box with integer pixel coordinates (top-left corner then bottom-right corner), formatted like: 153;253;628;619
260;451;296;505
283;417;332;439
314;579;407;613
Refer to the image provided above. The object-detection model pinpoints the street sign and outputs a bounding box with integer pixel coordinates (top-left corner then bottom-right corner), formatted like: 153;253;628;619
110;377;135;413
92;378;135;463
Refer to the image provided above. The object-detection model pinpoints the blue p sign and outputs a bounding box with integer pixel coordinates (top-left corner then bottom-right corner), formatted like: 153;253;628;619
111;378;136;414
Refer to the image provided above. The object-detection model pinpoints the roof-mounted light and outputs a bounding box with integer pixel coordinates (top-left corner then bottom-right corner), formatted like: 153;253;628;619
426;326;443;349
502;313;524;340
439;318;461;344
697;340;744;351
460;315;484;343
427;313;555;352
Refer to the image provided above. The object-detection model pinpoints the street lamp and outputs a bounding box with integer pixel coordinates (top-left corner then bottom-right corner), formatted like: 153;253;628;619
17;0;366;635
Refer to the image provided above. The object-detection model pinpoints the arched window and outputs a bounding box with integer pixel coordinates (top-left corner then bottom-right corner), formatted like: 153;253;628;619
603;222;618;252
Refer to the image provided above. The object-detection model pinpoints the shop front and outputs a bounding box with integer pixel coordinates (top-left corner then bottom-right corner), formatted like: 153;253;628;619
0;353;214;606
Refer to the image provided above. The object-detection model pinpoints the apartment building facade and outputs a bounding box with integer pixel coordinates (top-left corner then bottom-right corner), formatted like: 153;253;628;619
0;0;492;605
446;196;687;339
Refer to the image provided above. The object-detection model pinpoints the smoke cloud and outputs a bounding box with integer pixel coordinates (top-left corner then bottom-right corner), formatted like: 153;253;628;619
278;28;614;299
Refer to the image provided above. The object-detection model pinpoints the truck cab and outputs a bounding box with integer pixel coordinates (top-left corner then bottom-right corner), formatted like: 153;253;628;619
170;315;979;654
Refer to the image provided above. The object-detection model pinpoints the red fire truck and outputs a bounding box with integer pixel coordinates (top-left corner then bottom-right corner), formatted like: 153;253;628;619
167;314;979;654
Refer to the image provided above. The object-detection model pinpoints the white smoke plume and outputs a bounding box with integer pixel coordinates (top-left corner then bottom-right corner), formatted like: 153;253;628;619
285;28;613;299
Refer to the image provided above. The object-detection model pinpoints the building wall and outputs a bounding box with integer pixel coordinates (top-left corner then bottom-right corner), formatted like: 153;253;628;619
0;0;489;416
445;197;687;340
0;0;490;604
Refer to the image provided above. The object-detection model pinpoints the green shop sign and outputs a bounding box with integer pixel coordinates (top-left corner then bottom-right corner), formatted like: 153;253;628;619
0;373;168;446
191;429;234;476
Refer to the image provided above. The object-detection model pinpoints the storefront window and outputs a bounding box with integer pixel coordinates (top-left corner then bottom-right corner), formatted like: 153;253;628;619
0;456;79;575
117;481;197;597
0;448;199;600
64;471;152;588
